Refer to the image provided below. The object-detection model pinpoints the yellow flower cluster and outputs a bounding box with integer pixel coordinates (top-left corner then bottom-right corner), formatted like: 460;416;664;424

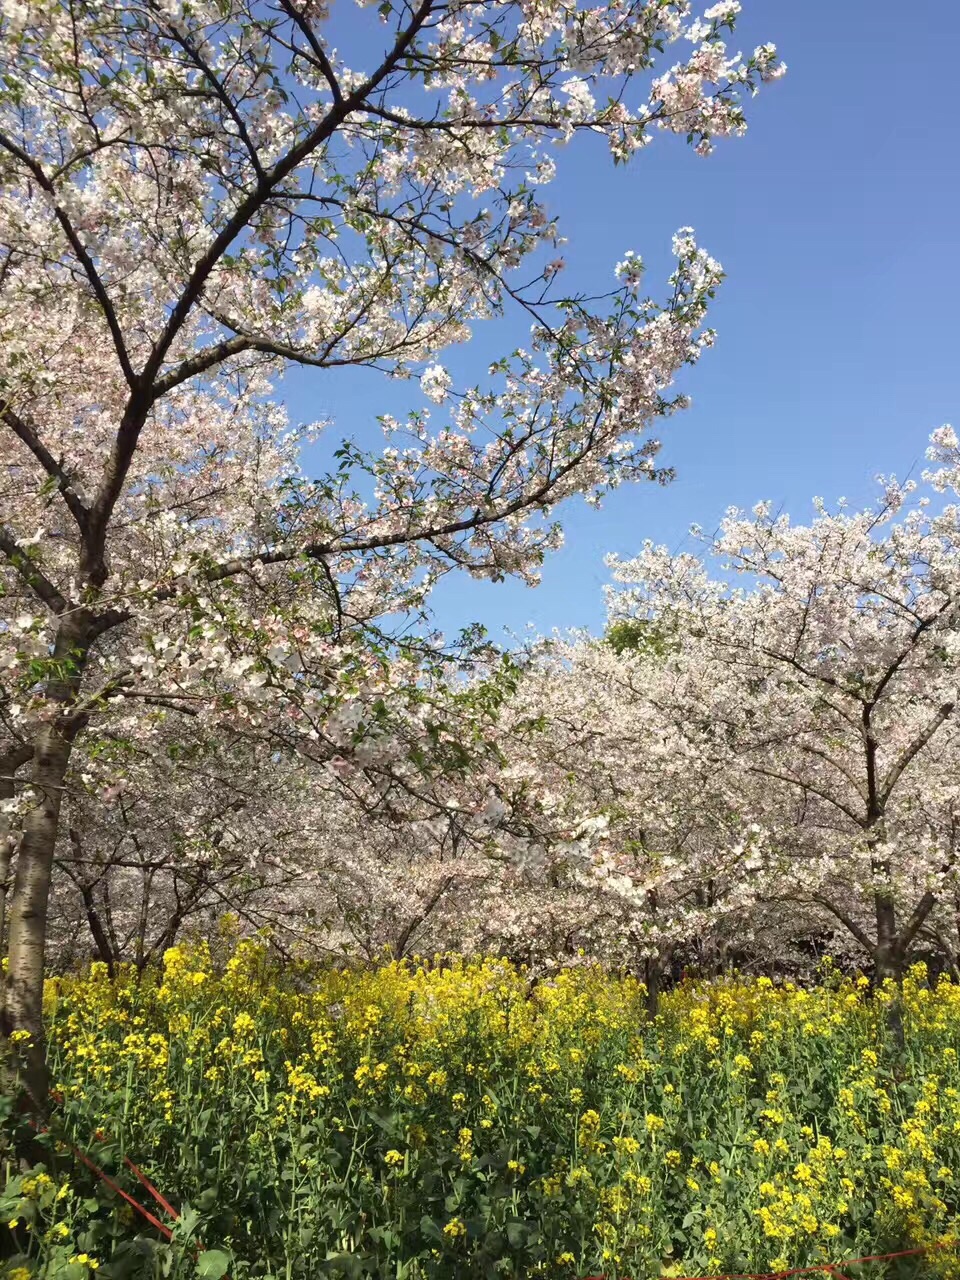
27;948;960;1279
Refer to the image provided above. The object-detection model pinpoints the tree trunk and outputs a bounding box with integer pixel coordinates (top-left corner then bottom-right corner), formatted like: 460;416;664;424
78;883;116;978
2;619;90;1109
67;828;117;976
874;906;905;1050
0;835;11;965
643;954;662;1019
874;944;902;984
0;746;33;958
134;868;155;972
4;725;75;1105
874;888;902;983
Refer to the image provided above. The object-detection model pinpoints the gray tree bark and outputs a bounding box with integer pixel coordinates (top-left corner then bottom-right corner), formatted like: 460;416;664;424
2;616;90;1106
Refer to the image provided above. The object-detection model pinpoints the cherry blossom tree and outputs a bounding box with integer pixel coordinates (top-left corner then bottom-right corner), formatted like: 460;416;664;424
42;646;609;972
0;0;784;1098
45;717;320;974
485;630;767;996
605;430;960;983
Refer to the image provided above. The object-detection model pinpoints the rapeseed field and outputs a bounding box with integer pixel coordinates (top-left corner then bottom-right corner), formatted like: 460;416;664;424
4;943;960;1278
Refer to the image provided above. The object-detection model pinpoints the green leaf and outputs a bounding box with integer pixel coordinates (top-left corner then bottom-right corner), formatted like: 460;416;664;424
196;1249;231;1279
419;1215;444;1243
195;1185;218;1212
320;1252;366;1277
505;1220;528;1247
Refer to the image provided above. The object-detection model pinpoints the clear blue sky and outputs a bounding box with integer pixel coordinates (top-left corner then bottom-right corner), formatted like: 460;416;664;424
289;0;960;643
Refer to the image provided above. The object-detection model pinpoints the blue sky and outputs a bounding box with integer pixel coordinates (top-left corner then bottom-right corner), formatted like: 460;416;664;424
290;0;960;643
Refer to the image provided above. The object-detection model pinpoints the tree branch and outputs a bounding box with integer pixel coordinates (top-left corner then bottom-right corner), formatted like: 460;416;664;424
810;893;876;955
151;334;253;397
0;130;136;387
279;0;343;104
880;702;955;808
747;763;865;828
1;404;89;530
0;525;69;615
85;0;437;564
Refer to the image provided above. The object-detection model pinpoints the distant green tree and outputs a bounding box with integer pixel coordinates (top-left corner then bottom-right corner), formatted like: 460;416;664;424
605;617;676;660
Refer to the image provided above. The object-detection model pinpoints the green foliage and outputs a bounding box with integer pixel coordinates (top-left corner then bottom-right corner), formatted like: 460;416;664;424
604;618;676;661
5;952;960;1278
